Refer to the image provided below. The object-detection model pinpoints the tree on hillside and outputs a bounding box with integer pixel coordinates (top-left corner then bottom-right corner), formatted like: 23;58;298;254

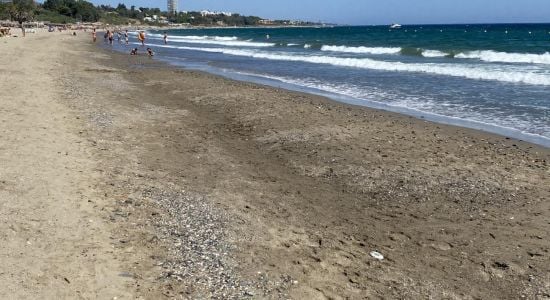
72;0;100;22
129;5;138;19
0;3;10;20
116;3;128;17
42;0;62;11
7;0;36;37
42;0;100;22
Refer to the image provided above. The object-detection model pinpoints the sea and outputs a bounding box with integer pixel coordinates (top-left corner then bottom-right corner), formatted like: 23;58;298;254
113;24;550;147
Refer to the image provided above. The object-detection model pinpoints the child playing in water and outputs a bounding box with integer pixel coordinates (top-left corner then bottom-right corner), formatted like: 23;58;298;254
147;48;154;57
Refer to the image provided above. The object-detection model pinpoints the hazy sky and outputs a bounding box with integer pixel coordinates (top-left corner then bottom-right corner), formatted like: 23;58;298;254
89;0;550;25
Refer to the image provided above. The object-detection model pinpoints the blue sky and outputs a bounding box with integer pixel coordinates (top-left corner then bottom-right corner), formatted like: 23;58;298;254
88;0;550;25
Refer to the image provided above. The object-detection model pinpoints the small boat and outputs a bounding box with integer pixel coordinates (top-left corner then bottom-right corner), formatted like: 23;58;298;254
390;23;402;29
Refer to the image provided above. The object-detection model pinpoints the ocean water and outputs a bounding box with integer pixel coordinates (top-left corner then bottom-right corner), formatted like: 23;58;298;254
114;24;549;147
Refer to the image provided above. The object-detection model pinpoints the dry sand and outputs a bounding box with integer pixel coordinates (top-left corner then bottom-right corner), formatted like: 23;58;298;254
0;32;148;298
1;31;549;299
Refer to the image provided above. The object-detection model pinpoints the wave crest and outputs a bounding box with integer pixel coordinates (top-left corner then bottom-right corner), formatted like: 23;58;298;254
320;45;449;58
422;50;448;58
456;50;550;65
148;33;238;41
321;45;401;55
147;33;273;47
152;44;550;86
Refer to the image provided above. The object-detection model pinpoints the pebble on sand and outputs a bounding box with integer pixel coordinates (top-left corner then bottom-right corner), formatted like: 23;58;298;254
370;251;384;260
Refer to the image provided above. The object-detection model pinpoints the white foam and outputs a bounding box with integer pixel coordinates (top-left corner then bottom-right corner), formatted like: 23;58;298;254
169;38;275;47
148;33;238;41
155;45;550;86
287;43;299;46
321;45;402;55
208;36;239;41
422;50;448;57
166;37;273;47
147;33;272;47
304;44;312;49
321;45;449;58
233;71;550;142
456;50;550;65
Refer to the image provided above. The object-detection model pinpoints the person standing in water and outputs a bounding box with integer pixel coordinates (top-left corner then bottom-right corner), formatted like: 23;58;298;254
92;28;96;43
163;32;168;44
108;30;114;45
124;30;129;45
138;31;146;46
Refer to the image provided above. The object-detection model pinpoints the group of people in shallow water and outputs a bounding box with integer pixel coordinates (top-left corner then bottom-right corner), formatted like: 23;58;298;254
91;28;130;45
91;28;168;57
130;47;155;57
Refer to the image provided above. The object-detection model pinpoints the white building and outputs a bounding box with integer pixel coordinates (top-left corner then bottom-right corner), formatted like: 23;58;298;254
200;10;233;17
167;0;178;14
143;15;159;22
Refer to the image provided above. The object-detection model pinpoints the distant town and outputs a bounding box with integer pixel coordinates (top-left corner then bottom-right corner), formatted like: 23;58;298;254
0;0;324;27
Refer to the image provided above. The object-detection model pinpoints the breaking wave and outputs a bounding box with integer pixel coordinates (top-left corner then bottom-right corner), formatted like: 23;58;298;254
455;50;550;65
153;44;550;86
148;33;238;41
321;45;401;55
148;33;274;47
421;50;448;57
318;45;550;64
321;45;448;58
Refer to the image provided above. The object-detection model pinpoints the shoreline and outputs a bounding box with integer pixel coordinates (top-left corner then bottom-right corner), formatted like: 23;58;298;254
2;31;549;298
162;57;550;148
105;39;550;149
95;38;549;298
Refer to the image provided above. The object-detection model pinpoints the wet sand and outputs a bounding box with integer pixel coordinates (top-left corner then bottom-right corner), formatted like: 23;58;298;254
1;31;549;299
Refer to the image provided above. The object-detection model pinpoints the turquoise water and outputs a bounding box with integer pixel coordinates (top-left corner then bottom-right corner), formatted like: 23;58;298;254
120;24;550;146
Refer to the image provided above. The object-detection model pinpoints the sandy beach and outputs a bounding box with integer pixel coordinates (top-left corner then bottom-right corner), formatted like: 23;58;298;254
1;31;549;299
